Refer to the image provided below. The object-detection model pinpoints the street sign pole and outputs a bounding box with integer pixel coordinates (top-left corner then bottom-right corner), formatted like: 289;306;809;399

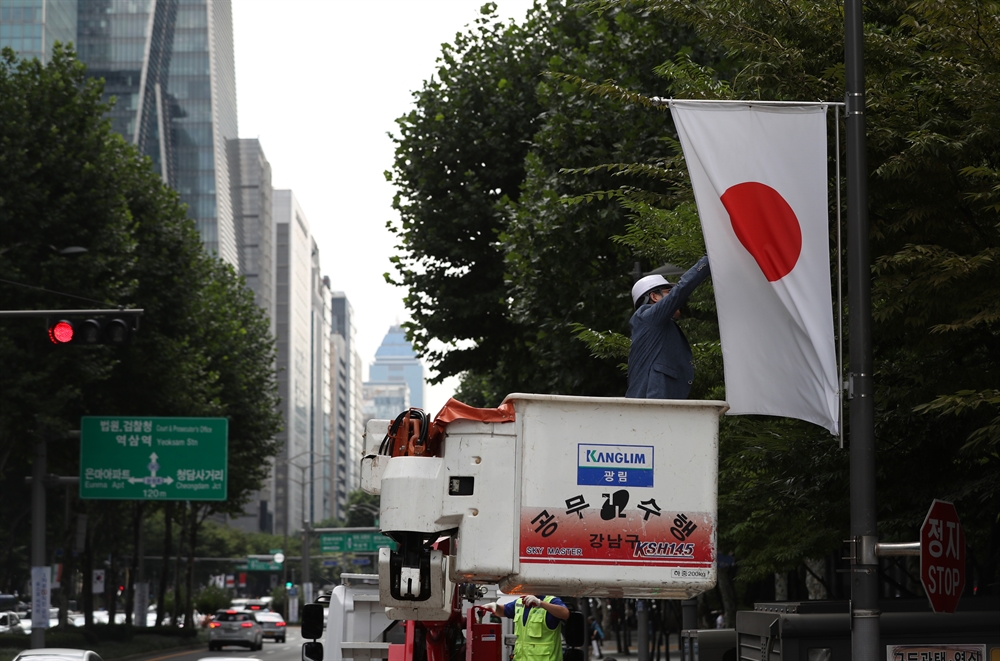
302;524;310;605
31;421;48;649
845;0;880;658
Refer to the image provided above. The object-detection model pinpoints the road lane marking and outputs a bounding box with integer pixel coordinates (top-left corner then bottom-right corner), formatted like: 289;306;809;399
143;650;205;661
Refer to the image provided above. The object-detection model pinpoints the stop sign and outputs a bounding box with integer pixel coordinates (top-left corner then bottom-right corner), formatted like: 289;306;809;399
920;499;965;613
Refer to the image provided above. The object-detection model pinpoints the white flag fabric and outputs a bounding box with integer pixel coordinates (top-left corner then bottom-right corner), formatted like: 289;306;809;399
670;101;839;434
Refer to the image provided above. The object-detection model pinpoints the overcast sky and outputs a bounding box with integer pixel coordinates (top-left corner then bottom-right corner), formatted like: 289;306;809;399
233;0;536;414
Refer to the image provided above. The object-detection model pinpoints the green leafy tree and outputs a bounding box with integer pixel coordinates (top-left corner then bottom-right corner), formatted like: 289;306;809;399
389;1;710;404
387;3;553;398
390;0;998;607
584;0;999;596
0;44;282;609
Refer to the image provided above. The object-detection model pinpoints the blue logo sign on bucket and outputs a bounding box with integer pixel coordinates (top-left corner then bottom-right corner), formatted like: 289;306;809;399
577;443;654;487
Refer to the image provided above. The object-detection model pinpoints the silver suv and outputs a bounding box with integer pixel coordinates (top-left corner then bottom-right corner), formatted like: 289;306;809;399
208;609;263;651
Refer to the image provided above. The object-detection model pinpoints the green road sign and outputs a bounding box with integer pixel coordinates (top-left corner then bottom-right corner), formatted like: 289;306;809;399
319;531;396;554
80;416;228;501
247;558;282;571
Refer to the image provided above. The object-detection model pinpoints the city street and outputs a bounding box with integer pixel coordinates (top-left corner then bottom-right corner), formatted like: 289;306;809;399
131;627;307;661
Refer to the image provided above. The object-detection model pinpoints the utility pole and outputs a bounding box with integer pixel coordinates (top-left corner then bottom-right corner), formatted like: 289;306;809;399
302;523;311;604
31;423;48;649
845;0;880;658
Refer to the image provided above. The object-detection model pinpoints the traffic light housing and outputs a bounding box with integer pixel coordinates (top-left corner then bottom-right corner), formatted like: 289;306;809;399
47;316;135;346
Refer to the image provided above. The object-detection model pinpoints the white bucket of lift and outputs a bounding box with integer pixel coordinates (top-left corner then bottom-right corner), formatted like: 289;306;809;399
501;394;727;598
372;394;727;601
432;394;728;599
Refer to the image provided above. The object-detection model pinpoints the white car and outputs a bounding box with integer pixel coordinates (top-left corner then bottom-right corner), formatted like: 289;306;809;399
253;611;287;643
208;609;264;651
0;611;26;635
13;649;104;661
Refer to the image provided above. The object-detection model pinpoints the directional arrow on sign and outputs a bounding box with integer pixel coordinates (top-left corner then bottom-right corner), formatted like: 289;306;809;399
125;452;173;485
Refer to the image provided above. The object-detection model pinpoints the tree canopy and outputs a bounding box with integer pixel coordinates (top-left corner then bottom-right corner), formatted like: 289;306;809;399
0;45;282;597
388;0;998;602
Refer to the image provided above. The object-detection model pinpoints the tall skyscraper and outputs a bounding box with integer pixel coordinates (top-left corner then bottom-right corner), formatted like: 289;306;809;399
79;0;239;264
224;139;276;534
1;0;241;266
309;258;331;525
231;138;275;329
270;190;334;535
368;325;425;409
274;189;312;535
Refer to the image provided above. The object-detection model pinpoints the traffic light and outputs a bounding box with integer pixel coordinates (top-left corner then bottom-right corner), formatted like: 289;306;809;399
285;581;293;589
47;316;135;346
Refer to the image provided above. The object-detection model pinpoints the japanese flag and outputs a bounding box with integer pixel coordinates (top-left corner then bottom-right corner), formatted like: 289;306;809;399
670;101;839;434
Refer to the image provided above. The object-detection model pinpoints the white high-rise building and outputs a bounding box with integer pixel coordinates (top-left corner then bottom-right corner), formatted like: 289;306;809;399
272;190;330;535
330;292;364;521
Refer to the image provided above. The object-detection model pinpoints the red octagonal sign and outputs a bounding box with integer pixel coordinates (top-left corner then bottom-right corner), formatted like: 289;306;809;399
920;499;965;613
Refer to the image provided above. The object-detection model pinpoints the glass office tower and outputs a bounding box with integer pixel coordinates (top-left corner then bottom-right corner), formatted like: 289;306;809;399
0;0;77;63
369;325;426;409
3;0;239;266
75;0;239;265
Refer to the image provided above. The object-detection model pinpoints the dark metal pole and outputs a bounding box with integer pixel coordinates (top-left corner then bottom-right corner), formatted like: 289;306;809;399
31;426;47;648
845;0;880;658
302;523;311;604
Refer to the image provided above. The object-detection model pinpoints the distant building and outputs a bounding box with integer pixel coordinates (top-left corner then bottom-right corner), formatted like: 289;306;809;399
362;382;409;422
368;325;425;410
330;292;364;521
231;139;275;328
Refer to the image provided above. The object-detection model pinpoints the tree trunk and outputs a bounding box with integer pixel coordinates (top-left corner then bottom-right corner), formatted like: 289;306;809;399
172;502;188;627
126;502;143;625
82;512;94;630
108;549;118;623
183;502;199;632
156;502;173;627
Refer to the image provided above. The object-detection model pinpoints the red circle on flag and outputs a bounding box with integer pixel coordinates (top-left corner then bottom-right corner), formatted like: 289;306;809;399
720;182;802;281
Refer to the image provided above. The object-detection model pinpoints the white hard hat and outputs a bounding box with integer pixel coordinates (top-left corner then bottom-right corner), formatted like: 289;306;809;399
631;274;673;308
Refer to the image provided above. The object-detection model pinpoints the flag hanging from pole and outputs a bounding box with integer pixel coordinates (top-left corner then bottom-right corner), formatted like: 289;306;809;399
670;101;839;434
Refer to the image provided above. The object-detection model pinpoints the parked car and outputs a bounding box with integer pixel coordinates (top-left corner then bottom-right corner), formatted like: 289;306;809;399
0;611;26;635
253;611;287;643
208;609;263;651
13;650;104;661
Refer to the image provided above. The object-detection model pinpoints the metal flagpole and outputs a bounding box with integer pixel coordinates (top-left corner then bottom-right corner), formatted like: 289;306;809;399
844;0;880;657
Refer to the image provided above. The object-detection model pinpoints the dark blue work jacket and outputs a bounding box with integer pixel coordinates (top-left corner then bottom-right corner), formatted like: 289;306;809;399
626;256;711;399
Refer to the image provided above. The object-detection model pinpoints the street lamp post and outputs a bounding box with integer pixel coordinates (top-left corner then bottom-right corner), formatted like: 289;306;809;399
274;450;329;615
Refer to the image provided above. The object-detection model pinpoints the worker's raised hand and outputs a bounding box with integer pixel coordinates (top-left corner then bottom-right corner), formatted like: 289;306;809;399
522;595;542;608
482;602;500;615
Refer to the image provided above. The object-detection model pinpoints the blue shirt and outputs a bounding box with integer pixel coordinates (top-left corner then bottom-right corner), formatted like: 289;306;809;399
626;256;711;399
502;596;567;629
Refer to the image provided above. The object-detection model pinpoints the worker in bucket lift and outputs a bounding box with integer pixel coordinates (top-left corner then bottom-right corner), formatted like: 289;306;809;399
626;256;711;400
483;595;570;661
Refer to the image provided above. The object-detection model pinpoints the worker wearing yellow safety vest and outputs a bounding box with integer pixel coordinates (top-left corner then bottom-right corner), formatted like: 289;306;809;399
483;595;570;661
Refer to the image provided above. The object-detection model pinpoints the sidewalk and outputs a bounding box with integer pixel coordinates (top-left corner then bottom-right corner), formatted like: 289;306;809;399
592;633;682;661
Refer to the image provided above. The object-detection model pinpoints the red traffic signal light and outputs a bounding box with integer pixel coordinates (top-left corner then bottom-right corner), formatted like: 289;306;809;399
48;320;75;344
47;317;134;346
